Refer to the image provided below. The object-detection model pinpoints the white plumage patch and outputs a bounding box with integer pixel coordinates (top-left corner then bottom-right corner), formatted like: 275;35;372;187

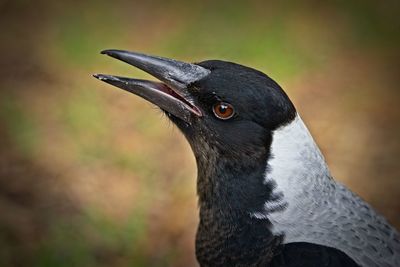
255;113;400;267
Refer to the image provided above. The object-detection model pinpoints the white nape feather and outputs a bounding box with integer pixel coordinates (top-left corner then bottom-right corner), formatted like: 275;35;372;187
256;113;400;267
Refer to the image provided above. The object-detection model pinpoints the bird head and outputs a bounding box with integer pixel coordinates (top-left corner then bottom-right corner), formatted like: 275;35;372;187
94;50;296;166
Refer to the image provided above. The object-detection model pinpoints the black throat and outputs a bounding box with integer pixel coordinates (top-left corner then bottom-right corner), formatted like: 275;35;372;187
191;132;284;267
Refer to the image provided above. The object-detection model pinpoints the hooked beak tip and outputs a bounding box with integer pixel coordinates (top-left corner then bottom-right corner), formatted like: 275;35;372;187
100;49;121;58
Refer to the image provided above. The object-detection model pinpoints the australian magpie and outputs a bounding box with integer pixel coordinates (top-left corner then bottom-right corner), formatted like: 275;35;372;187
94;50;400;267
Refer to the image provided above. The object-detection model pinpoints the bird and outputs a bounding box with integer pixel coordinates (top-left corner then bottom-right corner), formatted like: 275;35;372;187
94;50;400;267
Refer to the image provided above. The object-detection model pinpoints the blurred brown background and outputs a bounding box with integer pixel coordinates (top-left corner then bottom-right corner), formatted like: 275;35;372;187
0;0;399;266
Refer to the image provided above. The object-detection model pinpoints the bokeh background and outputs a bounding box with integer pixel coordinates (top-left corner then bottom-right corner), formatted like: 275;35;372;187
1;0;399;266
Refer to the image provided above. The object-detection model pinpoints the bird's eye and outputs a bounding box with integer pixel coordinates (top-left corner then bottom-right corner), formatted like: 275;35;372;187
212;102;235;120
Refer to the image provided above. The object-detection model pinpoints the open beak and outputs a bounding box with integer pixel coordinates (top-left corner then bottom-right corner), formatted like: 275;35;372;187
93;50;210;123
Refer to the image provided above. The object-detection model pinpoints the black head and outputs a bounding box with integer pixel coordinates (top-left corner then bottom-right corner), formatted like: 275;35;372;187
174;59;296;160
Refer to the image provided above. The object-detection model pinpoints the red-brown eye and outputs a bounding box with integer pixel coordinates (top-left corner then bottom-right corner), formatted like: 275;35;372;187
212;102;235;120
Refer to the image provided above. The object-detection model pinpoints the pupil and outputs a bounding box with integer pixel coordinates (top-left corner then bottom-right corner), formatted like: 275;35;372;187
219;105;227;113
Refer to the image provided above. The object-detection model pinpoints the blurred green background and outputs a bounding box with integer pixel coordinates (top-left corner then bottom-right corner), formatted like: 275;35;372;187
0;0;399;266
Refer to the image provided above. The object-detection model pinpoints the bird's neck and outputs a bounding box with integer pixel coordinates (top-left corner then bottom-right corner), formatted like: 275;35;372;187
194;135;283;266
196;151;279;217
